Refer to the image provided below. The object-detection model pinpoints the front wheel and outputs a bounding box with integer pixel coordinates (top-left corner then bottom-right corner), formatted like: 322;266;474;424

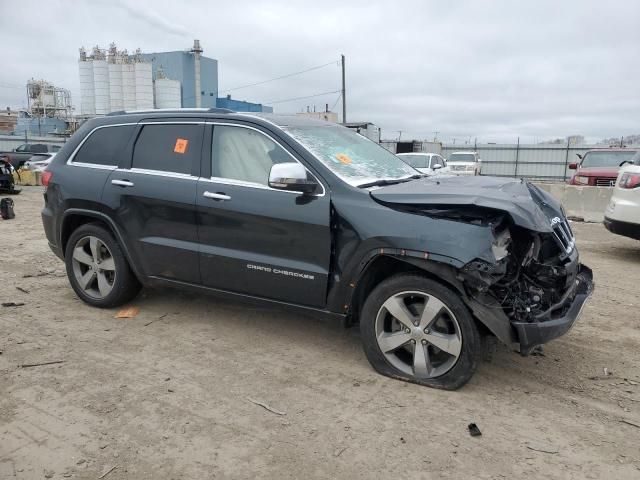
360;274;480;390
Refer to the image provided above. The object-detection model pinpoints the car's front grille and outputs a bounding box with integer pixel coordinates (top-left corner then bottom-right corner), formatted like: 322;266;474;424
595;177;617;187
451;165;468;171
552;218;575;254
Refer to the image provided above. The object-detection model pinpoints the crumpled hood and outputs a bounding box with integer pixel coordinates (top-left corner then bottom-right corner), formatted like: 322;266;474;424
369;176;563;232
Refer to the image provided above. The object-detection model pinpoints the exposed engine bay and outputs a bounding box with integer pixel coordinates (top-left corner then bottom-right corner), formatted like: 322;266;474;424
460;217;579;324
369;176;595;354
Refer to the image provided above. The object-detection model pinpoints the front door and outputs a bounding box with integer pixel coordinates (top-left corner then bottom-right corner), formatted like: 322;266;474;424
102;122;204;284
196;123;331;308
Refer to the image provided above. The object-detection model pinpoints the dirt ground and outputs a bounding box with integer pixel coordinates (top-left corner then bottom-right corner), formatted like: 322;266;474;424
1;186;639;480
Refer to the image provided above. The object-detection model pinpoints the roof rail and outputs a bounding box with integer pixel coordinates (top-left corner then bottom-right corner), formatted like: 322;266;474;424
106;108;234;116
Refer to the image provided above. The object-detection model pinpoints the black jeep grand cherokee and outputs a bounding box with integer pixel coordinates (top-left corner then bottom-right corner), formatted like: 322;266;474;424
41;109;593;389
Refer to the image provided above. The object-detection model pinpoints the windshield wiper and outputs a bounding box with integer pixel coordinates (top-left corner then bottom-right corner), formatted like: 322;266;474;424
357;174;424;189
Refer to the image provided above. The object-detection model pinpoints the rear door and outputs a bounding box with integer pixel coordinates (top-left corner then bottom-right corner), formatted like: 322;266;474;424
196;122;331;307
102;121;204;284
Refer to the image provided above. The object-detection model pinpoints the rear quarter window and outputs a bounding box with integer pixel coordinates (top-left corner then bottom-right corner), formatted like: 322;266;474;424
132;124;202;175
73;125;136;166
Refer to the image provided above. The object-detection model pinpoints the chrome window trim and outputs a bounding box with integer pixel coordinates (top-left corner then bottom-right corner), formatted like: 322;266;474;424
206;121;326;197
66;122;137;169
115;167;198;180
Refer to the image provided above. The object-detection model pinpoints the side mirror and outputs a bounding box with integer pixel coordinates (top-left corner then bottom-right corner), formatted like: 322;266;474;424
568;162;578;170
477;158;482;163
269;162;318;194
432;163;443;170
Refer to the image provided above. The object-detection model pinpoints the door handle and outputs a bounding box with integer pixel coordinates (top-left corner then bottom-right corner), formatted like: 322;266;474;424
111;179;134;187
203;191;231;201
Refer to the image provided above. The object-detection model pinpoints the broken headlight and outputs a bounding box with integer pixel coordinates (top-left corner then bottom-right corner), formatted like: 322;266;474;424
491;227;511;262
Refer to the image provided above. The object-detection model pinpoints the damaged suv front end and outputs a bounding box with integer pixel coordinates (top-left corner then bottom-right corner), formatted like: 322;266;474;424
367;175;594;356
281;118;594;388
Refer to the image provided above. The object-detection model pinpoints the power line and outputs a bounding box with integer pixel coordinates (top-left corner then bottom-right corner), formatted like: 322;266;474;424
265;90;341;105
218;60;338;95
330;93;342;111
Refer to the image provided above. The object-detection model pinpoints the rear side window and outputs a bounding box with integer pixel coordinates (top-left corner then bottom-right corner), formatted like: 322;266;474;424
73;125;135;166
132;124;202;175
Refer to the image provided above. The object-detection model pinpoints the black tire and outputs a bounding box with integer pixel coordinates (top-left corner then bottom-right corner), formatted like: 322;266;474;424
360;274;480;390
64;222;141;308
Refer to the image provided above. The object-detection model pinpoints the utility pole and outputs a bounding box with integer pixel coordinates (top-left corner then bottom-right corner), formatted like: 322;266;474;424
433;131;439;142
341;54;346;124
397;130;403;141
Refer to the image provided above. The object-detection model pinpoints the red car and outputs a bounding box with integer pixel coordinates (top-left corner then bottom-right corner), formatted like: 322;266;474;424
568;148;638;186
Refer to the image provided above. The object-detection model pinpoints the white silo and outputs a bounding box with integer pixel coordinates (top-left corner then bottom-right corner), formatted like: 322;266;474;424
78;58;95;115
93;59;111;115
122;63;137;111
134;62;153;110
154;78;181;109
108;63;124;112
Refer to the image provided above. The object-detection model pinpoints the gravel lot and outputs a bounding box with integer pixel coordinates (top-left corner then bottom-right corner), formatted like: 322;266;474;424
1;186;640;479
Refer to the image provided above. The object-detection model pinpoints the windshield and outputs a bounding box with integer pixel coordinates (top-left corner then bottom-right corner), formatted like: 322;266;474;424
448;153;476;163
284;125;418;186
581;151;636;168
398;154;430;168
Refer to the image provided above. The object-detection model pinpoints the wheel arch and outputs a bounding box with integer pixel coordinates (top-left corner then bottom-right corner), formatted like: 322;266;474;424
61;209;144;282
348;253;514;345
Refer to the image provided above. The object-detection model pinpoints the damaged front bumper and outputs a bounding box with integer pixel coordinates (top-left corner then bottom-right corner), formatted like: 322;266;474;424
512;265;594;356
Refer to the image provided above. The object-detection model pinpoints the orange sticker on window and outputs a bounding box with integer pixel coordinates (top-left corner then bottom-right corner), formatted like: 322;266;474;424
174;138;189;154
336;153;352;165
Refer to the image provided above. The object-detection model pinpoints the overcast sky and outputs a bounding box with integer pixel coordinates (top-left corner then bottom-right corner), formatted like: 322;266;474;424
1;0;638;142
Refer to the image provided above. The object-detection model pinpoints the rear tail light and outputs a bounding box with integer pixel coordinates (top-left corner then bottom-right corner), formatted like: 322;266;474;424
42;171;53;187
619;173;640;189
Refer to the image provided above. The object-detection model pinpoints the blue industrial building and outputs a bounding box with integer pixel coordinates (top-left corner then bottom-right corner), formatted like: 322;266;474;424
140;48;271;113
139;51;218;108
216;96;273;113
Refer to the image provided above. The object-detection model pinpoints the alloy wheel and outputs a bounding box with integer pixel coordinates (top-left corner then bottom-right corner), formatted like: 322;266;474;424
375;290;462;379
71;235;116;299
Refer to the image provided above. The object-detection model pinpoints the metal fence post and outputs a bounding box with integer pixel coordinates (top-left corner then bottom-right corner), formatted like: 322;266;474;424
563;139;570;181
514;137;520;177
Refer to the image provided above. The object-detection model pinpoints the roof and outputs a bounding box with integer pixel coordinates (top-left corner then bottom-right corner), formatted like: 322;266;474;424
89;109;334;129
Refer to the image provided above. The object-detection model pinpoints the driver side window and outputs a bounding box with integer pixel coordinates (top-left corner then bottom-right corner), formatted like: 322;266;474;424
212;125;291;185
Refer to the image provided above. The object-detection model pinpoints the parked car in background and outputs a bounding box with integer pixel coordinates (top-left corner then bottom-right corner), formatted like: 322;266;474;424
568;148;637;186
0;143;62;169
604;151;640;240
24;153;56;172
397;152;450;175
447;151;482;175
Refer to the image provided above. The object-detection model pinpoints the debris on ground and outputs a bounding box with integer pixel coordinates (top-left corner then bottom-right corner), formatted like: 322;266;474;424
246;397;286;416
526;443;559;454
98;465;117;479
531;346;546;357
468;423;482;437
15;286;29;294
20;360;65;368
115;306;139;319
2;302;25;307
619;419;640;429
604;367;611;376
334;447;348;457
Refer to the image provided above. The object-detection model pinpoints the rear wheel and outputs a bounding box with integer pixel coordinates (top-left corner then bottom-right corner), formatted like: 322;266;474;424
65;223;141;308
360;274;480;390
